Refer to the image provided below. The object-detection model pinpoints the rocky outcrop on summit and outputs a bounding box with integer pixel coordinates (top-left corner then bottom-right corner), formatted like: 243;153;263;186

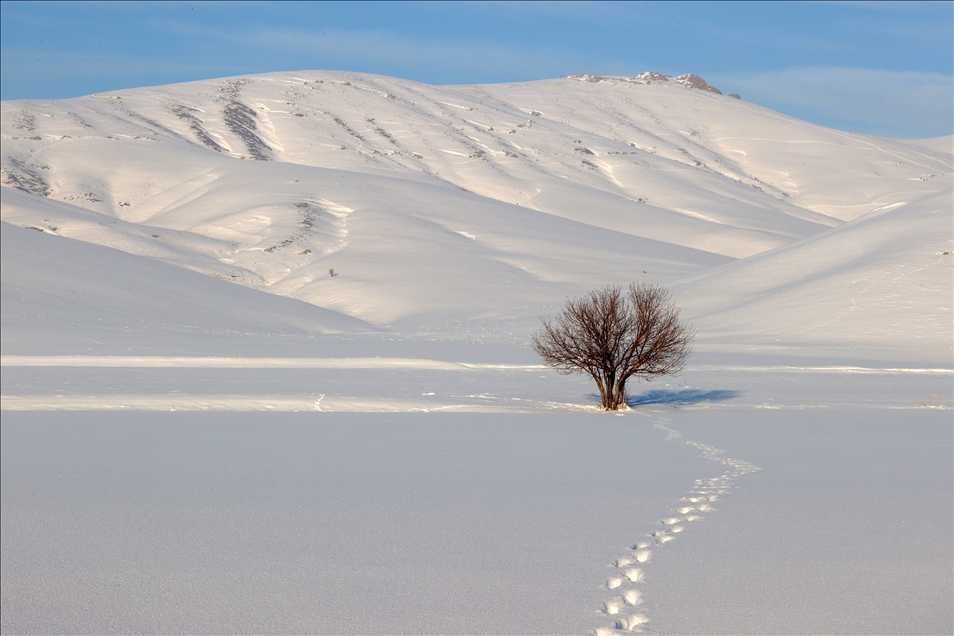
635;71;670;83
632;71;727;96
673;74;723;95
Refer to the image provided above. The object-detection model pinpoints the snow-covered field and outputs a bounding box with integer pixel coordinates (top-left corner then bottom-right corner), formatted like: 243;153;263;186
2;71;952;634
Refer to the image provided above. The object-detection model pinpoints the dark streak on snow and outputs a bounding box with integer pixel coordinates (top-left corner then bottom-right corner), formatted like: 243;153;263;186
3;158;51;197
330;114;366;142
263;202;322;252
220;80;272;161
122;110;185;144
172;105;227;153
13;110;37;132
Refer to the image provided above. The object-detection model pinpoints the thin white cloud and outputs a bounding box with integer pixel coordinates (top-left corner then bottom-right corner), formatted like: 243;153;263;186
223;27;586;82
1;49;241;77
0;48;250;99
709;66;953;139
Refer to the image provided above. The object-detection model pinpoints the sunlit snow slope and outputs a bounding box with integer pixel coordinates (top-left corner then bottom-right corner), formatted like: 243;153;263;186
2;71;951;360
674;190;952;361
2;218;368;336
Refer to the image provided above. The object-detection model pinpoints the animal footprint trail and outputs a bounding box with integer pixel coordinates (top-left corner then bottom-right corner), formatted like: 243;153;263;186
594;418;761;634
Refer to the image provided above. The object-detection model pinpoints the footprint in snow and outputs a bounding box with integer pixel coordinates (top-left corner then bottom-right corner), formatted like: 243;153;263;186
622;589;642;606
617;613;649;631
593;418;762;633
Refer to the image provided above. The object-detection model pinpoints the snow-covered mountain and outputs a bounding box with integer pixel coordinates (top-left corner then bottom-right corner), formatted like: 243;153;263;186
2;71;951;361
2;72;952;636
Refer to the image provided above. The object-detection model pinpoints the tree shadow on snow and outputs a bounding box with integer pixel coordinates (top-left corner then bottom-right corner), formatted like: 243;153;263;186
625;389;742;407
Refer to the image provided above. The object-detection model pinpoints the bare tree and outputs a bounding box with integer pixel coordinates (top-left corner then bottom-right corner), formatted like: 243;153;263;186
531;283;694;410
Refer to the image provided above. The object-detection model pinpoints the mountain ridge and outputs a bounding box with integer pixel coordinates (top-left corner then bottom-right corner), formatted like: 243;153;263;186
2;70;951;360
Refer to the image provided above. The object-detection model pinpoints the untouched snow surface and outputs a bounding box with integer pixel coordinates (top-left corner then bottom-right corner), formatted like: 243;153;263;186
3;411;949;635
2;71;952;634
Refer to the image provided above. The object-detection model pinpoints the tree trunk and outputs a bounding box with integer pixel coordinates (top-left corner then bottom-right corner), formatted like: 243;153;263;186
591;373;609;409
599;371;629;411
614;377;628;410
605;370;618;410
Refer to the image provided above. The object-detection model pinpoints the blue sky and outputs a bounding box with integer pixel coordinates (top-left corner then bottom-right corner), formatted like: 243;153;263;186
1;1;951;138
